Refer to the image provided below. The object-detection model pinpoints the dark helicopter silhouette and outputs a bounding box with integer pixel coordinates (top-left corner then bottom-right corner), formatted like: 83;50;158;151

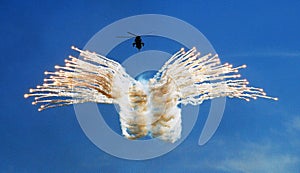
117;32;150;51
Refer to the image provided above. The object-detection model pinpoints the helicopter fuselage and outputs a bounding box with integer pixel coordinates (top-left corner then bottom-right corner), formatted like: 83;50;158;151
133;36;144;50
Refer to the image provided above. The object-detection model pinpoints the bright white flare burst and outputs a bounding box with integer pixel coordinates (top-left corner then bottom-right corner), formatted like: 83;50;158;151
24;46;278;143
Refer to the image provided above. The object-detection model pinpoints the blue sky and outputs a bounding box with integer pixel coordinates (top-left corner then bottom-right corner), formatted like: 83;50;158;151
1;0;300;172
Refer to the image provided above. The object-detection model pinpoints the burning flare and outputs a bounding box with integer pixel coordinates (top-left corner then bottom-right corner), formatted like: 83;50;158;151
25;46;278;143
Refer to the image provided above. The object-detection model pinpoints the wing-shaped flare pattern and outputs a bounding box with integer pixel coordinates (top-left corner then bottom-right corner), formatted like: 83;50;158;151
25;46;277;143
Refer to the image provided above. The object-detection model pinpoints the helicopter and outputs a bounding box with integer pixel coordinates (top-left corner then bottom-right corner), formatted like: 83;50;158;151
117;32;148;51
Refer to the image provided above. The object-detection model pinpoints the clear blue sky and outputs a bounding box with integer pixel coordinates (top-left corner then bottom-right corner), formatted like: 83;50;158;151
1;0;300;172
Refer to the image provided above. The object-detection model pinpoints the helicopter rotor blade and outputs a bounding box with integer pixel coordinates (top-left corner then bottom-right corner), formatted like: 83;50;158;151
137;31;154;37
116;36;134;38
127;32;138;37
